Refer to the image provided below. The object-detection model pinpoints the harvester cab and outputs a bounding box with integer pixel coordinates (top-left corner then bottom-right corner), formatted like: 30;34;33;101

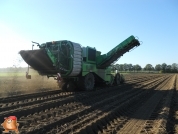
20;35;141;91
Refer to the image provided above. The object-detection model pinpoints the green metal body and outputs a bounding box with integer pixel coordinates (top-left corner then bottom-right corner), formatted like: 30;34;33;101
19;35;140;86
41;41;74;76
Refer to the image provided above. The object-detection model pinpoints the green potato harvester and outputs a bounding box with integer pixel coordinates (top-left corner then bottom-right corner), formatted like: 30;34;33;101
19;35;141;91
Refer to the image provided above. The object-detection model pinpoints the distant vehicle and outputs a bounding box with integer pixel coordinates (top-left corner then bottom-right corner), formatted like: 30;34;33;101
19;35;140;91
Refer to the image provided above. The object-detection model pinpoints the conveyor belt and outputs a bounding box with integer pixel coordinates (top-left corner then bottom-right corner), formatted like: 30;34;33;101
96;36;140;69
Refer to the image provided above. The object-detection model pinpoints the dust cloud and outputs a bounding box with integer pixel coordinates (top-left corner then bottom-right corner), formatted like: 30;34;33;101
0;68;59;98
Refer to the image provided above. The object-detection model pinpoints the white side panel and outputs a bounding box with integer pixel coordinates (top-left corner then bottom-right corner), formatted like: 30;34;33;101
73;51;82;55
73;55;81;59
73;57;82;62
69;42;82;76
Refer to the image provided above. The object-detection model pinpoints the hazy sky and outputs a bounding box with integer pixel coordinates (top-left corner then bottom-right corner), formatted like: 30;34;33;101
0;0;177;68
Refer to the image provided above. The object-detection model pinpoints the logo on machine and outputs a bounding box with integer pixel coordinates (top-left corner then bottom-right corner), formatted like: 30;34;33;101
1;116;19;134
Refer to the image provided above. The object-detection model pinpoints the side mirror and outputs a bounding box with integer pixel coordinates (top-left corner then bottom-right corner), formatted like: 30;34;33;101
26;75;31;79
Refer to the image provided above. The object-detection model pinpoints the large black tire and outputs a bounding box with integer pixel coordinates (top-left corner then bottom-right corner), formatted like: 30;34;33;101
79;73;95;90
65;81;76;92
58;79;75;92
58;80;66;90
120;74;125;84
114;73;121;85
109;75;115;86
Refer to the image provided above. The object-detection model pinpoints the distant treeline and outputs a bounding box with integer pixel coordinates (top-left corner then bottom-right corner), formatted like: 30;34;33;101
1;63;178;73
112;63;178;73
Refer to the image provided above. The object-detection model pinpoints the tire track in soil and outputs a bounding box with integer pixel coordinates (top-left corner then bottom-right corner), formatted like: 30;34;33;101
21;76;161;133
139;74;177;134
27;74;172;133
119;74;176;134
0;90;61;102
126;74;163;84
171;74;178;134
0;91;75;112
75;75;172;134
0;74;171;134
0;74;165;118
0;74;157;110
0;78;147;133
45;75;173;134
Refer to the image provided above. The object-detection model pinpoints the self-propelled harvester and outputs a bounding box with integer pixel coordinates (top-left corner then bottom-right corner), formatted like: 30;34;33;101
20;35;141;91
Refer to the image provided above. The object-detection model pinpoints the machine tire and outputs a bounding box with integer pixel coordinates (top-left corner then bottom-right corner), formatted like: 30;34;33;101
115;73;121;85
58;80;65;90
58;79;75;92
65;81;76;92
81;73;95;90
120;74;125;84
61;82;67;91
58;81;67;91
109;75;115;86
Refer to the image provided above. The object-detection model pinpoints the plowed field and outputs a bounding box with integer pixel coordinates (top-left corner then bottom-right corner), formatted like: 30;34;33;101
0;74;178;134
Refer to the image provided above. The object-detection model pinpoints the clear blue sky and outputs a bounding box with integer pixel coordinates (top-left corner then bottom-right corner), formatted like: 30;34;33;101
0;0;177;68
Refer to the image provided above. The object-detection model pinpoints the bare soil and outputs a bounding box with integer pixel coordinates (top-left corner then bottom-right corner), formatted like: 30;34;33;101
0;73;178;134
